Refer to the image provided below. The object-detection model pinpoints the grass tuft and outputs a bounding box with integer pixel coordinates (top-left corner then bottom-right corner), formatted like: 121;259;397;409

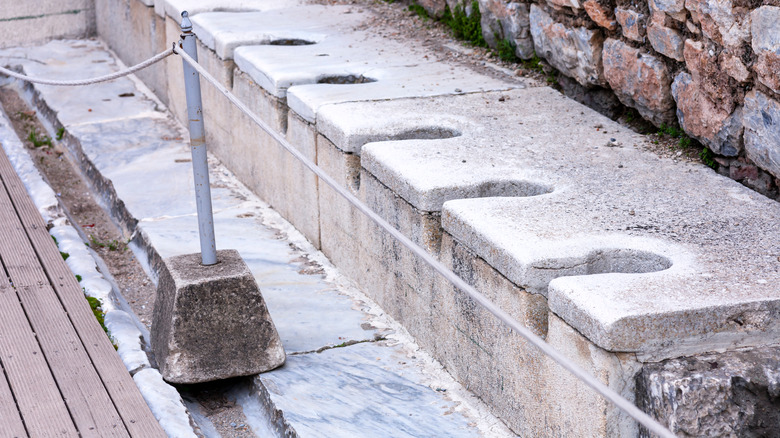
27;127;52;148
700;147;718;170
408;4;429;20
443;1;486;47
496;38;518;62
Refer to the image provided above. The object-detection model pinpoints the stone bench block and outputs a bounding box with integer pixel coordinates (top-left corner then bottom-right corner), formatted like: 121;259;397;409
191;6;368;61
152;249;285;384
158;0;303;22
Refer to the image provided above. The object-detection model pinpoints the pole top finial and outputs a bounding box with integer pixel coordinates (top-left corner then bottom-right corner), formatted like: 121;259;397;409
181;11;193;32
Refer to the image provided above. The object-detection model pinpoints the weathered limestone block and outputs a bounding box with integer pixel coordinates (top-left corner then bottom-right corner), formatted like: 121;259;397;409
615;8;647;42
164;15;188;125
437;233;550;436
543;314;641;437
751;6;780;94
480;1;534;59
279;113;322;248
647;14;685;61
316;134;370;285
95;0;168;103
743;90;780;179
686;0;751;48
221;72;300;231
583;0;617;30
530;5;605;87
637;346;780;437
672;72;743;156
151;250;285;384
650;0;686;20
602;39;676;126
0;0;94;49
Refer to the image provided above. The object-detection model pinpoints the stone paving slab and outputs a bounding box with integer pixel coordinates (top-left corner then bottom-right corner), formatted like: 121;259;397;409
0;41;164;127
257;341;479;438
0;38;504;437
318;87;780;360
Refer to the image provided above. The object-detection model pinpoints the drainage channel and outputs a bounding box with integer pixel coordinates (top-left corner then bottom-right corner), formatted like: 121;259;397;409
0;82;265;438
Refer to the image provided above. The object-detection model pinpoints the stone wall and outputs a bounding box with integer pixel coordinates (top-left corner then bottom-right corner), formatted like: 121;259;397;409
417;0;780;200
0;0;95;49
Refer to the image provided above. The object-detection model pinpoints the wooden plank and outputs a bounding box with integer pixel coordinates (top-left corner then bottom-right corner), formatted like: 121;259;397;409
0;150;166;437
0;360;27;438
0;176;129;438
0;361;27;438
0;259;76;438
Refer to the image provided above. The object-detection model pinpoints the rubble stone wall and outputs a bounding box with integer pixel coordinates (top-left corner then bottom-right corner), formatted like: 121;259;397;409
418;0;780;199
0;0;95;49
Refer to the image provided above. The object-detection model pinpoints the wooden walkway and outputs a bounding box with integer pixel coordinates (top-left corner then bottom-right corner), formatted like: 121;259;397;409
0;148;166;437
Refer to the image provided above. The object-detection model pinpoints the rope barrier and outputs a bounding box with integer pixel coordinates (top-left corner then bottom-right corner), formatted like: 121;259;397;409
0;47;174;86
173;45;677;438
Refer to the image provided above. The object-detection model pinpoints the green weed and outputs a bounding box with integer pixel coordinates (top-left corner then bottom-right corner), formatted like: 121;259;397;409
521;54;544;73
75;274;82;282
89;234;125;251
60;251;70;261
85;293;117;349
56;127;65;140
443;1;486;47
624;108;639;123
657;123;686;139
656;123;694;149
496;38;518;62
15;110;34;121
700;147;718;170
408;4;429;20
27;127;52;148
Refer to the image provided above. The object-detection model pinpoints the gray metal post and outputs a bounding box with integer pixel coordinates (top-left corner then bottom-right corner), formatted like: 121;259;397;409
180;11;217;265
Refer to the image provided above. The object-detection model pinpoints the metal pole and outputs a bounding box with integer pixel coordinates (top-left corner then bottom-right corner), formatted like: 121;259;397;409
180;11;217;265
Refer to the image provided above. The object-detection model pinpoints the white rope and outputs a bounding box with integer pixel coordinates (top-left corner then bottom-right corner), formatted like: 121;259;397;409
174;46;677;438
0;47;174;86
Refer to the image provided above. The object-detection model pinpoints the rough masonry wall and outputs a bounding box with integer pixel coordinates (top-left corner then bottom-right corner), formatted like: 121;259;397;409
417;0;780;199
0;0;95;49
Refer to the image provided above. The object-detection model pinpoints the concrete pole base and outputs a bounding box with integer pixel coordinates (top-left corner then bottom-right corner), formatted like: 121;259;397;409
151;249;285;384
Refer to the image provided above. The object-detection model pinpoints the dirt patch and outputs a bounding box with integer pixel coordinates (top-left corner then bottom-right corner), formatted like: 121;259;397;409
0;86;157;329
